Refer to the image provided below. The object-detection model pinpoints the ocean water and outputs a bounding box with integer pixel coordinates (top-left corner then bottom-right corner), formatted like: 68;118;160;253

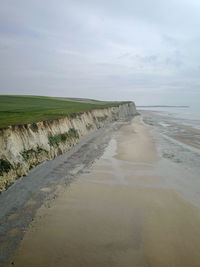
137;106;200;130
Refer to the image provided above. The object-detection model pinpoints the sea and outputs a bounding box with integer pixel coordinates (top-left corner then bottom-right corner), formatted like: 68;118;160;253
137;105;200;129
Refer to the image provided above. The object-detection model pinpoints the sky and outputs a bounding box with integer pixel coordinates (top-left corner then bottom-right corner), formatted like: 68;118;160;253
0;0;200;105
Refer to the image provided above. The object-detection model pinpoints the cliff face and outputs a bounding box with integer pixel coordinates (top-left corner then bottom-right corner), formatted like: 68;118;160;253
0;103;137;191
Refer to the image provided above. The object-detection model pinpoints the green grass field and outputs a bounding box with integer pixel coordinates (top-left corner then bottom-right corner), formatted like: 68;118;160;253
0;95;131;129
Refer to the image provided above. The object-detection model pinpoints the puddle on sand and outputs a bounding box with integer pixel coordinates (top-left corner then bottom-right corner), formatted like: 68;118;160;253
102;139;117;159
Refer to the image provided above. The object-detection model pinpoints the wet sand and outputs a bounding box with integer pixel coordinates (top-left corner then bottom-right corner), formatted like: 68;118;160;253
10;116;200;267
142;110;200;152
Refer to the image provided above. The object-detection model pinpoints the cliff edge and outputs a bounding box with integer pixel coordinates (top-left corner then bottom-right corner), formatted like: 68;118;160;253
0;102;137;191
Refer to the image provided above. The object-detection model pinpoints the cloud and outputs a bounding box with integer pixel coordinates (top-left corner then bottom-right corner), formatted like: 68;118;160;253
0;0;199;104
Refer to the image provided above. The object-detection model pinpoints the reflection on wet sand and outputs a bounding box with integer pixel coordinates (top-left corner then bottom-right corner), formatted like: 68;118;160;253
11;116;200;267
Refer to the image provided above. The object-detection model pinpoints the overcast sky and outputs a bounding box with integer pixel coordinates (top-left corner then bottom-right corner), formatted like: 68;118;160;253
0;0;200;105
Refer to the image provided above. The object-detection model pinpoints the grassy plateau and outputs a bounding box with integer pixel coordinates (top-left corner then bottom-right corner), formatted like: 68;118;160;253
0;95;131;129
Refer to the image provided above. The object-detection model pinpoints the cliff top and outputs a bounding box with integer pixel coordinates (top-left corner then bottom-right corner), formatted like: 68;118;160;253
0;95;132;129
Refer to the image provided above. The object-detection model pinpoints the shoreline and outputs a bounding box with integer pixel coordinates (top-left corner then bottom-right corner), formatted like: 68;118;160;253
9;114;200;267
141;109;200;151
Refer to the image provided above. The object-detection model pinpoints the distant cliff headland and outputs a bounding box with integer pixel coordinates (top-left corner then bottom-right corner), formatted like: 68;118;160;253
0;95;137;191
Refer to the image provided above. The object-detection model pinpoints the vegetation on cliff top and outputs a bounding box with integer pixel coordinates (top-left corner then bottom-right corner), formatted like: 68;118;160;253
0;95;131;129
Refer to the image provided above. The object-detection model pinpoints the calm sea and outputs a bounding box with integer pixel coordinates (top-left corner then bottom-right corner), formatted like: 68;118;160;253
137;105;200;130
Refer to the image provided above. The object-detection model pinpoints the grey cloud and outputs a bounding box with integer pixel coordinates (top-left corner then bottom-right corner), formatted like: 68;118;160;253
0;0;200;105
165;50;183;67
162;35;179;47
131;55;158;64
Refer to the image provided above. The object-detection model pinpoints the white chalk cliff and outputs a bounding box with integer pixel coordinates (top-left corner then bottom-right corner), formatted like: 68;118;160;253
0;102;137;191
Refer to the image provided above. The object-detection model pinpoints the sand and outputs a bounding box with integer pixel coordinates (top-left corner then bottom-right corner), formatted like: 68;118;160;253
10;116;200;267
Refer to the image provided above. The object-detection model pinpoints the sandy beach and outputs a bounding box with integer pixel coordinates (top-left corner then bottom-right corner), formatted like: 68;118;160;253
8;114;200;267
